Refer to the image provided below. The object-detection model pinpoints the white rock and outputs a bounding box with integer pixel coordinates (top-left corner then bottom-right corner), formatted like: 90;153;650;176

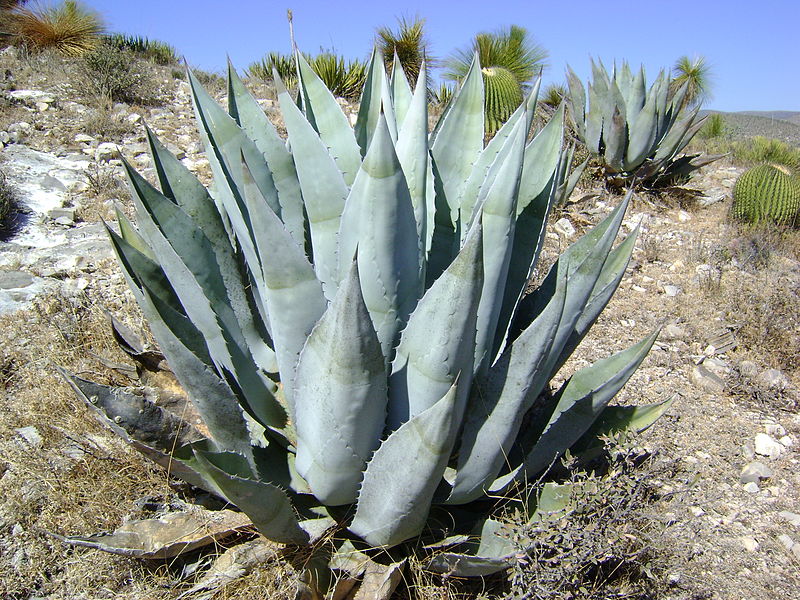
741;536;759;552
663;284;681;297
15;426;43;447
778;534;795;550
758;368;789;390
765;423;786;438
739;461;773;484
754;433;783;459
74;133;95;144
779;435;793;448
677;210;692;222
95;142;119;162
553;217;576;238
743;481;759;493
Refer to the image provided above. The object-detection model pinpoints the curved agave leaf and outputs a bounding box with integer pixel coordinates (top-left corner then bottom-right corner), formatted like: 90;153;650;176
387;221;483;430
193;449;309;545
350;381;460;548
295;51;362;186
61;372;212;492
520;329;659;477
424;518;515;576
460;78;541;235
390;51;413;127
275;71;349;298
603;105;626;173
518;103;565;214
473;114;528;373
187;70;278;263
355;48;397;156
242;152;326;409
625;89;658;171
338;114;421;358
144;129;277;374
124;164;286;428
394;59;430;273
226;62;306;246
565;66;586;138
430;52;484;223
294;260;387;506
448;265;567;504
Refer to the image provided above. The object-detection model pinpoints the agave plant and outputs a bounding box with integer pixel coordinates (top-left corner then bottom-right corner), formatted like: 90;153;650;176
566;59;720;187
64;46;670;596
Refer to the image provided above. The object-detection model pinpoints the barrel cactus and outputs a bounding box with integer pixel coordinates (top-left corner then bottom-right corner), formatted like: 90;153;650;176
566;59;721;186
732;164;800;225
483;66;523;134
63;47;670;596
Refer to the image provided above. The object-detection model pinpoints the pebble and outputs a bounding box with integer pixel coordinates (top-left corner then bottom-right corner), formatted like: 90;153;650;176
779;435;793;448
661;323;686;341
778;534;794;551
765;424;786;437
691;364;726;394
778;511;800;527
743;481;760;493
663;284;681;297
754;433;784;459
741;536;759;552
553;217;576;238
95;142;119;162
739;461;773;484
738;360;759;378
14;426;43;448
758;368;789;390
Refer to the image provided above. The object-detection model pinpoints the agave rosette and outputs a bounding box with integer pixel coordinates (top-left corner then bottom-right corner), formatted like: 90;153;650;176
566;59;721;185
65;48;670;582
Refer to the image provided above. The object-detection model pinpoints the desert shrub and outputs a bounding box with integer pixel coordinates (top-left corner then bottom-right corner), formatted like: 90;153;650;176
246;51;366;99
104;32;178;66
81;40;160;105
506;440;668;600
190;67;225;95
730;136;800;172
699;112;726;139
376;15;433;87
247;51;296;86
0;167;18;226
6;0;103;56
540;82;566;109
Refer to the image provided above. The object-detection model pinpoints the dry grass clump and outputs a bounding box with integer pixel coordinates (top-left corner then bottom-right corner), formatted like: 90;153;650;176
0;291;172;598
503;443;670;600
7;0;104;57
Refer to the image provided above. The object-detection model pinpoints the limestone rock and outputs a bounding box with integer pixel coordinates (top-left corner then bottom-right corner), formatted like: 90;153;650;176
754;433;783;459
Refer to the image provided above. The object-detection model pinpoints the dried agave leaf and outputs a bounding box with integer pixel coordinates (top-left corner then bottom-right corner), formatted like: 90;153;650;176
54;509;253;559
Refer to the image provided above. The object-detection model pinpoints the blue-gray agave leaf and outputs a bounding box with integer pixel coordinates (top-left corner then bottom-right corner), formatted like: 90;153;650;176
350;380;460;548
294;259;387;506
387;221;483;430
275;71;349;298
337;114;421;358
295;51;362;186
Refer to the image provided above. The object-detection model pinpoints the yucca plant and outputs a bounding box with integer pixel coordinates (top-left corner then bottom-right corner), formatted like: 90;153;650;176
247;50;297;86
446;25;548;135
308;52;366;100
9;0;103;56
104;32;179;65
376;15;432;89
566;59;721;187
64;47;670;597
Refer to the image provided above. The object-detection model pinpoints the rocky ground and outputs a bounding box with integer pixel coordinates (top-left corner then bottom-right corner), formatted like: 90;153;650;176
0;48;798;599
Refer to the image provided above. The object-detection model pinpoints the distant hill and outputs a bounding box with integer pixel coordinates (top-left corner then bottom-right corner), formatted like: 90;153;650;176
699;110;800;146
735;111;800;126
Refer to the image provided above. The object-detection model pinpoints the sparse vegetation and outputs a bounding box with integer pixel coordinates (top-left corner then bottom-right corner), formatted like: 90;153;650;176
81;39;162;105
104;32;179;66
376;15;432;87
445;25;548;134
699;112;726;139
6;0;103;56
729;136;800;171
0;168;16;225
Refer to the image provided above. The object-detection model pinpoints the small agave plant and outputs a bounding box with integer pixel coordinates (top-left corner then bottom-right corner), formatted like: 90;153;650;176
566;59;721;186
64;46;671;596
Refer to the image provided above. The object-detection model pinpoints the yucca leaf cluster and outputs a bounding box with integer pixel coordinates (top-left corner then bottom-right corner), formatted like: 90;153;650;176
566;59;720;186
67;47;669;584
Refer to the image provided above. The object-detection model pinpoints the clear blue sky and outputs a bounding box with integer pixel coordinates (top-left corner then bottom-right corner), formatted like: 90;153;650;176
81;0;798;113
